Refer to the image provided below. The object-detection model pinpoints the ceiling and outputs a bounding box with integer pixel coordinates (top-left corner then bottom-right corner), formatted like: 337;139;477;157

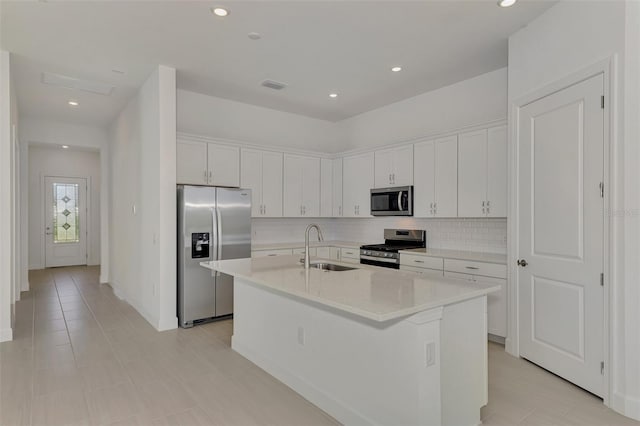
1;0;555;127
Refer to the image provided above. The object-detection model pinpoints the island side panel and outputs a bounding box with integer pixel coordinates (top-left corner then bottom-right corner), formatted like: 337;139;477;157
440;295;488;426
231;277;443;426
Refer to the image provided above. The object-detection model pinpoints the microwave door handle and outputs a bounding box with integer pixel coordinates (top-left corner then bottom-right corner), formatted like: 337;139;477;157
398;192;403;211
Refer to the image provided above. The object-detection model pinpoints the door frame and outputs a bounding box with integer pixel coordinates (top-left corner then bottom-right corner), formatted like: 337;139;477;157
507;57;615;405
40;174;92;268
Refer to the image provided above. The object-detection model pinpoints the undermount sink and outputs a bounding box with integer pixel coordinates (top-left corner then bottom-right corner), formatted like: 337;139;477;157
309;262;357;272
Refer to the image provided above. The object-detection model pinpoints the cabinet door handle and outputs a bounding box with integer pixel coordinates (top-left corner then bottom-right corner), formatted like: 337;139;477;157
392;173;395;184
209;171;212;182
204;170;208;183
414;260;424;264
465;266;480;270
486;200;490;207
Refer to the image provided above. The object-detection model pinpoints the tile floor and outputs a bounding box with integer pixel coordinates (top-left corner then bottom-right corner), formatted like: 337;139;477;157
0;266;637;426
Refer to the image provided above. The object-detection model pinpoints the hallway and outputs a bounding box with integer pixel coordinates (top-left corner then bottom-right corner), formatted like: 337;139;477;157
0;266;637;426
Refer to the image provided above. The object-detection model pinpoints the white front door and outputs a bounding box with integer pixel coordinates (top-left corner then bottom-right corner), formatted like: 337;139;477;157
44;176;88;267
517;73;605;396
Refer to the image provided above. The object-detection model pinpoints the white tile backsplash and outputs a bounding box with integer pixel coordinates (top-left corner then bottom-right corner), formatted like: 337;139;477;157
252;217;507;254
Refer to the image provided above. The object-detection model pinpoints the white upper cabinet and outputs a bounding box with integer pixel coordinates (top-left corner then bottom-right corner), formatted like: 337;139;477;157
458;130;489;217
320;158;333;217
343;152;374;217
486;126;507;217
241;149;283;217
374;145;413;187
176;141;209;185
332;158;343;217
177;140;240;187
414;135;458;218
284;154;320;217
458;126;507;217
207;144;240;187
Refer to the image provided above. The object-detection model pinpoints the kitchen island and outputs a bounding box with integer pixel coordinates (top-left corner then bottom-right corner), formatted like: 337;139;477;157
201;255;499;426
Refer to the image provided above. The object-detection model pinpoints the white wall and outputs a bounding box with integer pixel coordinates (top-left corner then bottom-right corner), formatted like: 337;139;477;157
27;146;101;268
109;65;177;331
20;117;108;150
252;218;507;254
508;0;639;420
0;50;15;341
337;68;507;151
19;116;110;283
177;89;340;153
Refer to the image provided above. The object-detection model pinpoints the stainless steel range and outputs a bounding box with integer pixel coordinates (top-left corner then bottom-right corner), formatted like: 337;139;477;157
360;229;426;269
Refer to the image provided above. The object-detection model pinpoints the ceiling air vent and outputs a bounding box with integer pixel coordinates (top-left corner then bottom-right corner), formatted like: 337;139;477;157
42;72;115;96
261;79;287;91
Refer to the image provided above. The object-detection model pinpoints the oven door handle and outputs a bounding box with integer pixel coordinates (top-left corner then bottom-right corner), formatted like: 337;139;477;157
360;255;399;264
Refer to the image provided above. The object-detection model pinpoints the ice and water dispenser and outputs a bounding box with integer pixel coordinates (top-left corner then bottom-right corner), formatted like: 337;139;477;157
191;232;210;259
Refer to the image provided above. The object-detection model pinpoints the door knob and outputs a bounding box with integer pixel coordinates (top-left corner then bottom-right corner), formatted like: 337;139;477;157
517;259;528;267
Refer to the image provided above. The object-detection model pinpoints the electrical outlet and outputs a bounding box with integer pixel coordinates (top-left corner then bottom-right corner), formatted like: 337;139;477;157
425;341;436;367
297;327;305;345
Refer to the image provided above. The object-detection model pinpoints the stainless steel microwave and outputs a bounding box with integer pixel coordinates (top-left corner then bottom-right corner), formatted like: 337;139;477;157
370;186;413;216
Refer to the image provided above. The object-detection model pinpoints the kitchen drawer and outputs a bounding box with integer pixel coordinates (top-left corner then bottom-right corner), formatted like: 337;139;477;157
340;247;360;260
292;247;317;256
401;265;444;278
444;258;506;279
251;249;293;258
400;254;443;270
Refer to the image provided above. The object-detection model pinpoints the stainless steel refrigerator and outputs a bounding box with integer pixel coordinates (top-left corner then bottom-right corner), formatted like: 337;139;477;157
177;185;251;328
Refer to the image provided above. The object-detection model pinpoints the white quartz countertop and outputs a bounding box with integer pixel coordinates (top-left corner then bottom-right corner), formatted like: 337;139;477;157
252;240;366;250
201;255;499;323
399;248;507;265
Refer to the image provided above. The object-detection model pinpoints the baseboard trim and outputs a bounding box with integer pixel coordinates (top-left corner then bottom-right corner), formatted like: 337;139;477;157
611;392;640;421
157;316;178;331
21;279;29;292
0;327;13;342
99;274;109;285
232;337;375;426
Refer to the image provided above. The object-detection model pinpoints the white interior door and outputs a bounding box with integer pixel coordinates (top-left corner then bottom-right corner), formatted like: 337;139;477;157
44;176;88;267
518;73;604;396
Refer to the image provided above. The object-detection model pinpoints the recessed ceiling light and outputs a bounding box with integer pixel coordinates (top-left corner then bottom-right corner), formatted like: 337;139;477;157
497;0;517;7
68;100;79;106
391;66;402;72
212;7;229;17
62;145;69;149
329;93;338;98
248;32;261;40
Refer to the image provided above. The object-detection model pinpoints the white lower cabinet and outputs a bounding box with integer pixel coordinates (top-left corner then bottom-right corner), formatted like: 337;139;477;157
339;247;360;264
329;247;341;261
316;247;331;259
400;253;507;338
400;265;444;278
251;249;292;258
292;247;317;257
443;271;507;338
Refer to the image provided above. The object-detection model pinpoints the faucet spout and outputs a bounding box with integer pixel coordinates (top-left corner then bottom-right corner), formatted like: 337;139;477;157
304;223;324;269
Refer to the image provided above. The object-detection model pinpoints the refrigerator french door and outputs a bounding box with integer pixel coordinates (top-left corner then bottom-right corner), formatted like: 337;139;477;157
177;185;251;328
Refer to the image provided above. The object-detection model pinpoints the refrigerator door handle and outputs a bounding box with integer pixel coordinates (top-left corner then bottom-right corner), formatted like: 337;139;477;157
211;206;218;262
216;207;223;261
